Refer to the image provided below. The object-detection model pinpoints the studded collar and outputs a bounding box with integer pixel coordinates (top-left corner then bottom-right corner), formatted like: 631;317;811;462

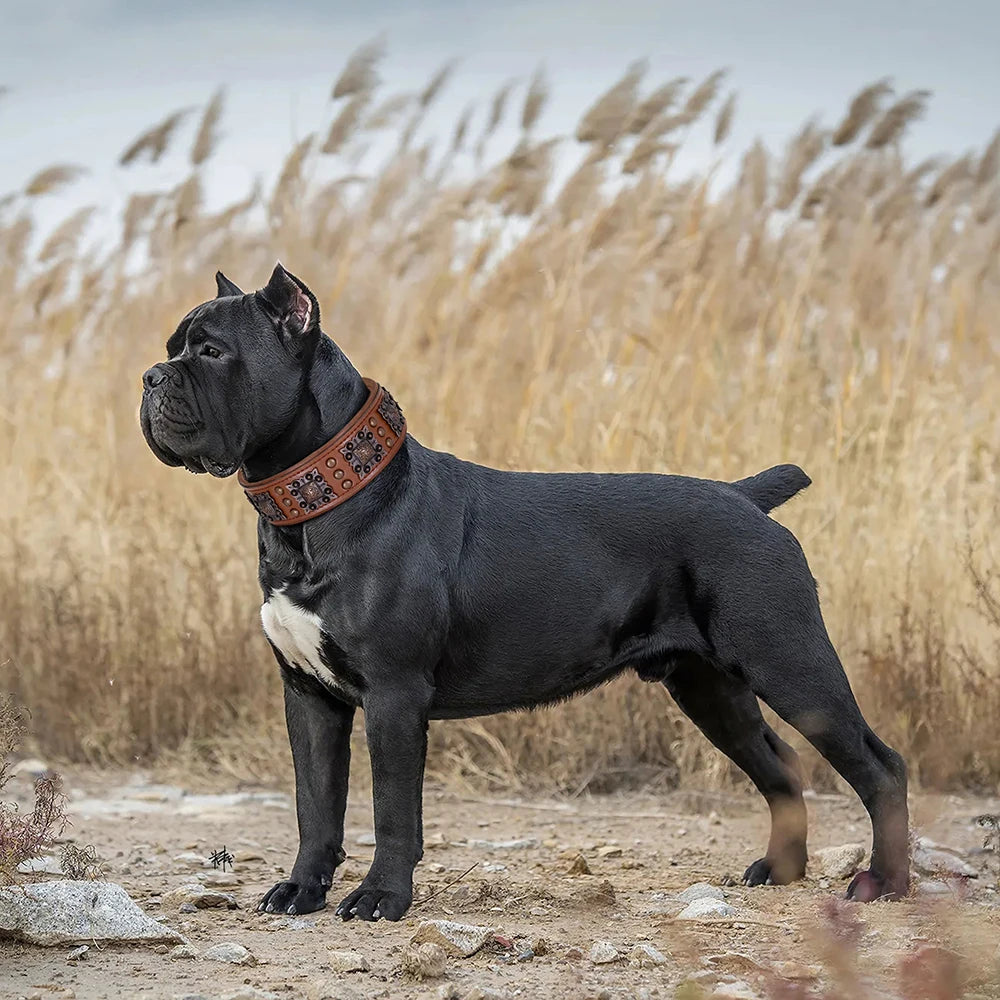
238;378;406;525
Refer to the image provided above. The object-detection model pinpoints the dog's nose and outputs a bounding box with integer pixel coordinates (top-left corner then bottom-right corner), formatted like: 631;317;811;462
143;364;171;390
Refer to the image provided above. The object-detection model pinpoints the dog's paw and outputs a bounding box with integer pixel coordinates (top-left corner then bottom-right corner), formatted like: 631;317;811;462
742;852;807;887
336;879;412;922
846;869;908;902
257;879;328;915
742;857;776;886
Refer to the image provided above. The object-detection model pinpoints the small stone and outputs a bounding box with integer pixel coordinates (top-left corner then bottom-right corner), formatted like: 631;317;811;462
163;884;238;910
169;944;198;959
597;845;623;858
173;852;210;867
516;947;534;962
412;919;493;957
677;897;737;920
583;878;617;905
712;982;760;999
67;945;89;961
425;862;446;874
234;850;265;863
179;902;197;913
913;840;979;878
917;879;954;897
589;940;620;964
629;942;668;967
530;936;549;956
327;948;370;973
220;990;281;1000
775;960;820;980
564;947;584;961
199;871;242;888
814;844;866;880
153;944;169;955
203;942;255;965
567;853;591;875
677;882;725;903
355;832;377;847
466;837;539;850
17;856;64;875
401;941;448;979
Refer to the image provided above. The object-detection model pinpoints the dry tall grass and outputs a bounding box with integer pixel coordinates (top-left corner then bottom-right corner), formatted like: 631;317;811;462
2;49;999;793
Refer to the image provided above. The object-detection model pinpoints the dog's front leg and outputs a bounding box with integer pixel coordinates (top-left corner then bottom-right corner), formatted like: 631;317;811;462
336;687;429;922
259;673;354;915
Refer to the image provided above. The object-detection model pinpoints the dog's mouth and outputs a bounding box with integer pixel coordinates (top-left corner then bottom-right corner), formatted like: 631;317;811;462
141;392;239;479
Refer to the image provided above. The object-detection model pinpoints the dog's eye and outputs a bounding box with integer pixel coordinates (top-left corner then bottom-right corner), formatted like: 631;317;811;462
200;344;222;359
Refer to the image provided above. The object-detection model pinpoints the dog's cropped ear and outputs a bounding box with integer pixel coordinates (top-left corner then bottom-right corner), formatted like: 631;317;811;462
256;263;321;357
215;271;244;297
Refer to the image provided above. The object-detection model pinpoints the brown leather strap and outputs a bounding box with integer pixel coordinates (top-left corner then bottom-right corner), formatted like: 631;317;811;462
238;378;406;525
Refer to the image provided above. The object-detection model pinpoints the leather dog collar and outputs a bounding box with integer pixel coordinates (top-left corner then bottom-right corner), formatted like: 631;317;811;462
238;378;406;525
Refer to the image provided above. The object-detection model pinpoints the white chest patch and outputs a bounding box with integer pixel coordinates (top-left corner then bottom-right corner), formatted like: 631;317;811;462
261;590;357;697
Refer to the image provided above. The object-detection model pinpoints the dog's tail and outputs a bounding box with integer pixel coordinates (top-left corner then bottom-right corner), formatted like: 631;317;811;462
729;464;811;514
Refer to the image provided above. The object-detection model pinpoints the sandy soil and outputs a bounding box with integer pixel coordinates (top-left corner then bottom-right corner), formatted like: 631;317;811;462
2;766;998;1000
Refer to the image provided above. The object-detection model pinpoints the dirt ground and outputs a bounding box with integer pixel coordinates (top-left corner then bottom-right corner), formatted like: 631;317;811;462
2;766;999;1000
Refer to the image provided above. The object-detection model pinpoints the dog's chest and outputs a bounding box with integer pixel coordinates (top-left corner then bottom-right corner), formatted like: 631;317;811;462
260;589;360;700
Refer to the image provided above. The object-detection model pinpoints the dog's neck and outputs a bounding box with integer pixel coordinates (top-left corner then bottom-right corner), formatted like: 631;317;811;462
241;336;369;484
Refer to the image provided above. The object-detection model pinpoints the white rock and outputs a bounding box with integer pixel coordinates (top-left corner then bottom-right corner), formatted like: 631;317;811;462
589;940;620;964
16;856;63;875
677;882;725;903
203;942;255;965
355;832;377;846
411;919;493;957
629;942;668;967
328;949;370;972
814;844;866;879
677;897;736;920
0;880;183;946
712;982;760;999
170;944;198;959
466;838;539;850
913;840;978;878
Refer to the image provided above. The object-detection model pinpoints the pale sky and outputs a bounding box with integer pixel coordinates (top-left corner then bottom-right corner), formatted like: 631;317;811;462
2;0;999;241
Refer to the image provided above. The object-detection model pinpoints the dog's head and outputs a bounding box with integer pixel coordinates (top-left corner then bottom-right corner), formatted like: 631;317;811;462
140;264;321;477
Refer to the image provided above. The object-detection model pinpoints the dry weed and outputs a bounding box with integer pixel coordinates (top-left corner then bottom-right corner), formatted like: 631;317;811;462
1;58;998;798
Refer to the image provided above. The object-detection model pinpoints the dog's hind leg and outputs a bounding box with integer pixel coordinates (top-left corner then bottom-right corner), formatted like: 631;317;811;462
733;629;909;900
663;655;808;886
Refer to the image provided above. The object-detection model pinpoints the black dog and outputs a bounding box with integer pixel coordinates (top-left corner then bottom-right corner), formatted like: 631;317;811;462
141;264;909;920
